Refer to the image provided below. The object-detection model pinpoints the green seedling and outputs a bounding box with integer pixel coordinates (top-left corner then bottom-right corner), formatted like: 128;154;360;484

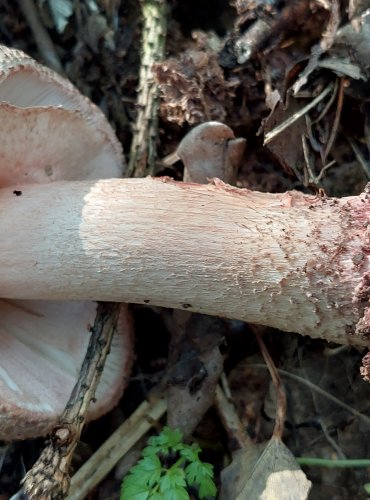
120;426;217;500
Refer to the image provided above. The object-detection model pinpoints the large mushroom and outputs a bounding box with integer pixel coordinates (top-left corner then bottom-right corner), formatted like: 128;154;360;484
1;44;370;437
0;45;133;439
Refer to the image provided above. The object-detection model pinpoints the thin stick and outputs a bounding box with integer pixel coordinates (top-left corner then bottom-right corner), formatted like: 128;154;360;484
215;384;251;449
311;78;338;124
249;364;370;426
67;395;167;500
264;84;334;145
127;0;167;177
347;136;370;180
254;333;286;439
323;77;345;161
297;457;370;468
302;133;336;185
22;303;120;499
19;0;64;74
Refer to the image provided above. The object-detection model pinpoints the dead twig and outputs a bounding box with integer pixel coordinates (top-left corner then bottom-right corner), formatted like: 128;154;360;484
347;136;370;180
311;78;338;124
254;333;286;439
215;383;251;450
19;0;64;74
293;0;340;95
323;77;345;161
249;364;370;426
67;393;167;500
264;83;334;145
22;303;120;500
302;134;336;186
127;0;167;177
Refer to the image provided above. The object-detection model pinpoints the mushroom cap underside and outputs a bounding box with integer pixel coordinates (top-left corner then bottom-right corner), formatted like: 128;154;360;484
0;301;133;439
0;45;132;439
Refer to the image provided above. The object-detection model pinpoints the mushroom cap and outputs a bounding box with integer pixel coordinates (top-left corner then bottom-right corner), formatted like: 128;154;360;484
177;121;245;184
0;46;133;439
0;301;133;440
0;103;120;185
0;44;125;183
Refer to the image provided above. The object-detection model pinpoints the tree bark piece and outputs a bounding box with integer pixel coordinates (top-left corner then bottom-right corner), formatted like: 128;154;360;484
23;303;123;499
1;177;370;346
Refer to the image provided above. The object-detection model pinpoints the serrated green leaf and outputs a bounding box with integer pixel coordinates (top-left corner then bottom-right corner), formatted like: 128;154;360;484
140;454;162;472
148;493;163;500
198;474;217;498
185;460;214;484
138;455;162;486
124;457;162;489
179;443;200;463
185;460;216;498
120;479;150;500
160;467;186;491
198;461;214;478
184;461;200;485
121;426;217;500
142;444;162;457
162;427;184;447
159;484;189;500
149;427;183;449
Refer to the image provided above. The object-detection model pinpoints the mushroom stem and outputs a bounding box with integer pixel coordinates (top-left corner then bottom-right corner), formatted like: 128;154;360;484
1;177;370;346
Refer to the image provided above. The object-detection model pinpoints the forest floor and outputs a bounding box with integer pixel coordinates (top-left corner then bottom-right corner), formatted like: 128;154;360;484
2;1;370;499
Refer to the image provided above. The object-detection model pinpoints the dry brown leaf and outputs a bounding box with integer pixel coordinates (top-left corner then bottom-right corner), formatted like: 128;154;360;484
262;99;307;176
330;9;370;77
220;436;311;500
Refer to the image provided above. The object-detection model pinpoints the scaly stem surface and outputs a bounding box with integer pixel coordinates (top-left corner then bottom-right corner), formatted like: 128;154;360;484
1;178;370;346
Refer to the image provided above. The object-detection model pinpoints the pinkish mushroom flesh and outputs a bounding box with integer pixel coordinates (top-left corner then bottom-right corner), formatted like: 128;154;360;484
0;178;369;348
0;45;133;439
2;44;370;438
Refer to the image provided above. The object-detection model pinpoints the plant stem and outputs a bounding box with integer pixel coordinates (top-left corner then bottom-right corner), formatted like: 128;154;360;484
128;0;167;177
297;457;370;468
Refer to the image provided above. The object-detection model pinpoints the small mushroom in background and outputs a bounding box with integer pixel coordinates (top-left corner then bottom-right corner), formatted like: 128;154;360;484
177;121;246;184
162;121;246;184
164;122;245;435
0;45;133;439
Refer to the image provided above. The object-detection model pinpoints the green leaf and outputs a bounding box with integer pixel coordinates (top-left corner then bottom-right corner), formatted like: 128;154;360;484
198;461;214;479
141;455;162;485
198;474;217;499
121;426;217;500
120;454;162;500
120;479;150;500
162;485;190;500
185;461;200;485
126;455;162;488
179;443;201;463
148;493;163;500
148;426;183;451
160;467;186;491
188;460;214;482
185;460;216;499
142;445;161;457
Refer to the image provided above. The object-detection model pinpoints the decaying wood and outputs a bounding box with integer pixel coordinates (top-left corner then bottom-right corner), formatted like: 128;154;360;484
127;0;167;177
22;304;121;499
1;177;370;346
